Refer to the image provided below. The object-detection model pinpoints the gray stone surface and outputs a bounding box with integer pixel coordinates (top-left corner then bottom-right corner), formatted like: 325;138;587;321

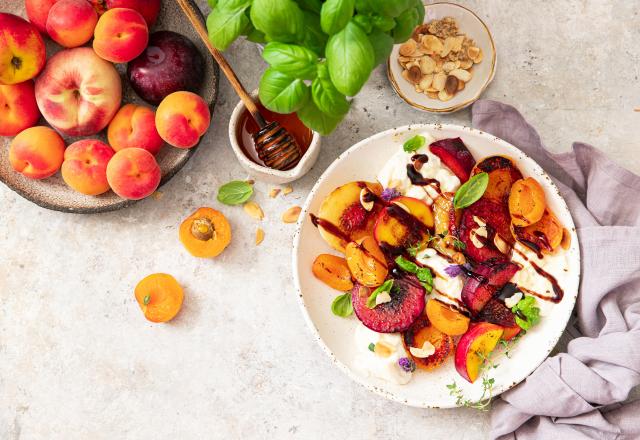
1;1;638;439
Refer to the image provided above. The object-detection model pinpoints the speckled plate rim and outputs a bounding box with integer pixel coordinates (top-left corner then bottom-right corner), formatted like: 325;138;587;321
386;2;497;114
292;123;580;408
0;0;219;214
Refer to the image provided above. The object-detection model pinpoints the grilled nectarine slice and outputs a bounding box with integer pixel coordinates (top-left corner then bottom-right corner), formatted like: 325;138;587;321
374;197;433;249
135;273;184;323
312;254;354;291
179;207;231;258
426;298;470;336
512;209;563;254
403;315;454;371
316;181;383;253
429;137;475;182
455;322;503;382
509;177;546;227
472;156;523;204
345;236;388;287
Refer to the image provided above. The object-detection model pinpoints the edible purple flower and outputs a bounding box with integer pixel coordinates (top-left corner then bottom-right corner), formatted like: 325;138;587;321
381;187;401;202
398;357;416;373
444;264;464;278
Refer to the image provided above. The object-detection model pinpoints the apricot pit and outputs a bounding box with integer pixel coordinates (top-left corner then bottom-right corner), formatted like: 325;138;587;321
179;207;231;258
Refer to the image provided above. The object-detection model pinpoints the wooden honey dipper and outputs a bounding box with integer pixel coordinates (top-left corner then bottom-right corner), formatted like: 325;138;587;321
176;0;303;171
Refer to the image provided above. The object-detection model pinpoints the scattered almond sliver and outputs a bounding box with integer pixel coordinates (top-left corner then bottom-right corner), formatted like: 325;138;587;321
244;201;264;220
282;206;301;223
269;188;281;198
282;186;293;195
409;341;436;358
255;228;265;245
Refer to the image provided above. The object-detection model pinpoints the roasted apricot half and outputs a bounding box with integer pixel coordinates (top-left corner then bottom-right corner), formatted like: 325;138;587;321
426;298;470;336
312;254;354;291
509;177;546;227
472;156;523;204
513;209;563;254
135;273;184;323
179;207;231;258
345;236;388;287
403;315;454;371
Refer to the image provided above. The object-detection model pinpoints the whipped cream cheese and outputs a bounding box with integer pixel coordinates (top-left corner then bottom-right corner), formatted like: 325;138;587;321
377;133;461;205
353;324;412;385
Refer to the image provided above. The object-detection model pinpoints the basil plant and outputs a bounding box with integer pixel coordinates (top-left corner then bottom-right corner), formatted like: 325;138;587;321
206;0;424;135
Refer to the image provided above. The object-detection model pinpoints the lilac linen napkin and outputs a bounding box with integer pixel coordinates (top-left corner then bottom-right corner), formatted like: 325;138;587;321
471;100;640;440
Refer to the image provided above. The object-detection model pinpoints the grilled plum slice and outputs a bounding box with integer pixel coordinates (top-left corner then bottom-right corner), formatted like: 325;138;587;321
459;198;513;263
429;137;476;182
461;261;520;314
477;298;517;328
472;155;523;204
402;315;454;371
352;275;425;333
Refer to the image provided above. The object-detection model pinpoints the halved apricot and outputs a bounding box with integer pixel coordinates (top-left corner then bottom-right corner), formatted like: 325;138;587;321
426;298;470;336
472;156;523;204
179;207;231;258
135;273;184;323
345;236;388;287
508;177;546;227
513;209;563;254
312;254;354;291
403;315;454;371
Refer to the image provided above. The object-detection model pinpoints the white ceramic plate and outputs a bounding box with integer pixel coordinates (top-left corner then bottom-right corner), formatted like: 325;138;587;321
387;2;496;113
292;124;580;408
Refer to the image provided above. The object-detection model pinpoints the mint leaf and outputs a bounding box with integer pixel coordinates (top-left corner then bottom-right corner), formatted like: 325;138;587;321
331;293;353;317
366;279;393;309
403;135;426;153
217;180;254;205
453;172;489;209
368;342;375;352
511;296;541;331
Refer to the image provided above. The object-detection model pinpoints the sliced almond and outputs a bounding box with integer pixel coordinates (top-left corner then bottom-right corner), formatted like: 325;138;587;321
494;234;510;254
282;186;293;195
427;91;439;99
419;74;433;91
282;206;302;223
409;341;436;358
374;341;393;358
504;291;523;309
375;291;392;306
457;80;466;91
459;59;473;70
451;35;464;52
407;65;422;84
444;75;458;95
269;188;281;198
471;48;483;63
472;215;487;227
449;69;472;82
244;201;264;220
359;188;374;211
467;46;481;60
399;39;417;56
440;36;456;58
421;34;443;54
419;56;436;74
442;61;457;73
432;72;447;91
255;228;265;245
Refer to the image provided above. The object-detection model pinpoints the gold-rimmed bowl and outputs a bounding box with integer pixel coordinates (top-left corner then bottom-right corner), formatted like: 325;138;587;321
387;2;496;113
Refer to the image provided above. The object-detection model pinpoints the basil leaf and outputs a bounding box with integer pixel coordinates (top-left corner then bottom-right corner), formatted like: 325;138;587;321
259;68;310;114
326;21;375;96
413;0;425;25
354;0;373;13
262;43;318;79
312;65;350;116
366;279;394;309
369;30;394;66
217;180;254;205
217;0;251;9
331;293;353;317
416;267;433;292
353;14;373;34
208;0;217;9
301;11;328;56
250;0;304;43
403;135;426;152
296;98;344;135
207;6;250;51
371;15;396;32
395;256;418;273
392;7;419;43
512;296;541;331
246;26;267;43
321;0;355;35
369;0;413;18
298;0;323;13
453;172;489;209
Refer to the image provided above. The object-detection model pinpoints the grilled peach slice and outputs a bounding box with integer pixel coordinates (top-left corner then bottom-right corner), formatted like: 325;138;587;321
374;196;434;249
345;236;388;287
509;177;546;227
472;156;523;204
312;254;353;291
426;298;470;336
512;209;563;254
455;322;503;382
403;315;454;371
315;181;383;253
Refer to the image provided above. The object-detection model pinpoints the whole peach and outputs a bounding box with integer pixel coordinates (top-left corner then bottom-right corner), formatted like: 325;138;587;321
0;80;40;136
106;148;161;200
0;13;46;85
107;104;164;155
61;139;115;195
93;8;148;63
46;0;98;48
35;47;122;136
156;91;211;149
9;126;65;179
25;0;60;35
104;0;160;26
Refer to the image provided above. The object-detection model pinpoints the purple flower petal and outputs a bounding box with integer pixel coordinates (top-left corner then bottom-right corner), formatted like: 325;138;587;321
444;264;464;278
381;188;401;202
398;357;416;373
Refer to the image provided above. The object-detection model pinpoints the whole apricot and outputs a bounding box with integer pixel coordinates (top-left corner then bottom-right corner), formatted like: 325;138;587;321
179;207;232;258
135;273;184;323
